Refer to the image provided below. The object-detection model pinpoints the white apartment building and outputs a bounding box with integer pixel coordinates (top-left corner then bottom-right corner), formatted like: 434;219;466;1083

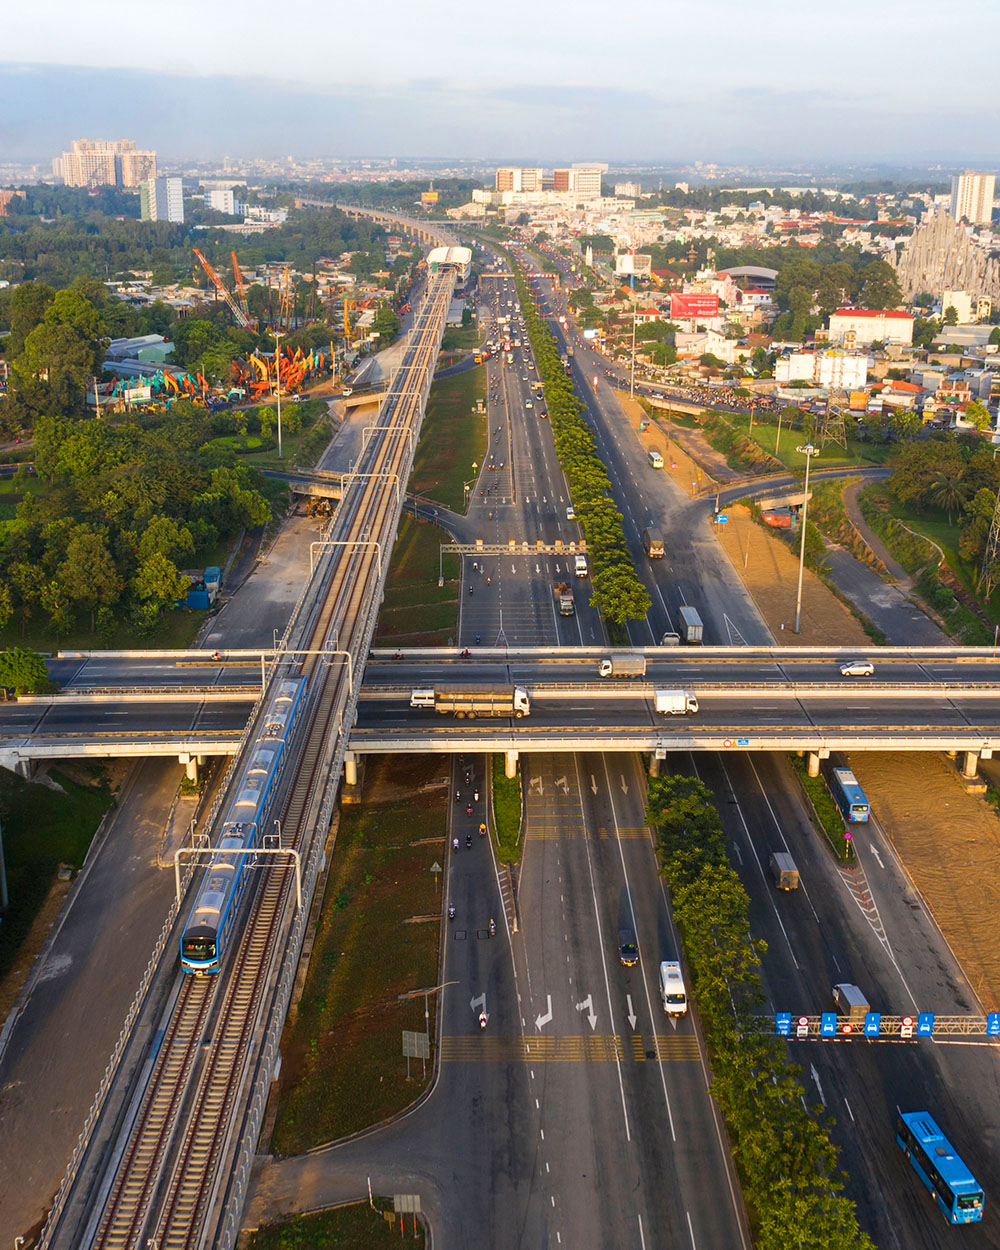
207;188;240;216
55;138;156;188
775;350;868;390
615;181;642;198
140;177;184;223
828;309;914;347
950;172;996;226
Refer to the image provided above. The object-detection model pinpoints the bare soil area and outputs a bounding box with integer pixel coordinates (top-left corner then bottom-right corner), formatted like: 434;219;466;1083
849;752;1000;1011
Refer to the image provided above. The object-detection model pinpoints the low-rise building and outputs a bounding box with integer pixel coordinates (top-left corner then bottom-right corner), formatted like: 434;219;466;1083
828;308;914;347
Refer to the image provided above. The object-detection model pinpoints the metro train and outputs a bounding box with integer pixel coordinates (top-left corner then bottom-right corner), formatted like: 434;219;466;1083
179;676;306;975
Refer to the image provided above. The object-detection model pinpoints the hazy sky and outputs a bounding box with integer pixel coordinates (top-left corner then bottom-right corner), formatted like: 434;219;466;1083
3;0;999;163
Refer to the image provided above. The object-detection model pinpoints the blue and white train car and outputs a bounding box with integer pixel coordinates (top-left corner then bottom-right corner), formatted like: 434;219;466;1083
180;676;306;974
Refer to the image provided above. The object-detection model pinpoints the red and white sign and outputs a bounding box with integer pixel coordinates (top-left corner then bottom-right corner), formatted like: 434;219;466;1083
796;1015;810;1038
670;292;719;320
901;1015;914;1039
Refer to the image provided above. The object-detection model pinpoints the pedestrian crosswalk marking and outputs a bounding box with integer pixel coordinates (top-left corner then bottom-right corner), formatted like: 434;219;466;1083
439;1034;700;1062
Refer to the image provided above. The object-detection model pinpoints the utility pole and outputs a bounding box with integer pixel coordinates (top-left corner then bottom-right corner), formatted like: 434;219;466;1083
794;444;818;634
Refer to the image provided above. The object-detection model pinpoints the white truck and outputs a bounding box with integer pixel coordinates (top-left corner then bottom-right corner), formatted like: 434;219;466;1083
677;605;704;644
654;689;699;715
599;655;646;678
410;686;530;718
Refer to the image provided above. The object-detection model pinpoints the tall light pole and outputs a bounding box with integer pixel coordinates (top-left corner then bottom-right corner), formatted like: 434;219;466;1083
270;328;285;459
794;443;818;635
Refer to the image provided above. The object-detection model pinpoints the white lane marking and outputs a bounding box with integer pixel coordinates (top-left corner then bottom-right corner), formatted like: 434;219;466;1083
686;1210;697;1248
597;754;677;1142
810;1063;827;1107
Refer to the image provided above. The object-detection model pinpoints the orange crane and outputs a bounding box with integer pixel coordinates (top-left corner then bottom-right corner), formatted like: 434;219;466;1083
192;248;253;331
231;250;251;325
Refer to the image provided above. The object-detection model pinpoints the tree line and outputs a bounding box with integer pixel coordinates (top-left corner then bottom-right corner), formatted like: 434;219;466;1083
647;773;875;1249
509;261;652;630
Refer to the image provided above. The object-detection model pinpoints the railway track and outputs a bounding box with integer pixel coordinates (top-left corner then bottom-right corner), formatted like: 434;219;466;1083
45;267;456;1249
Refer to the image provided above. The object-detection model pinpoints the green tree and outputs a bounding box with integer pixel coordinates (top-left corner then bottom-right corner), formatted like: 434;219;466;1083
7;281;55;357
990;326;1000;346
133;552;190;608
14;322;96;415
56;527;123;631
371;301;401;342
858;259;902;309
943;305;958;326
138;515;196;566
0;647;53;694
930;471;969;523
43;288;108;372
965;399;992;432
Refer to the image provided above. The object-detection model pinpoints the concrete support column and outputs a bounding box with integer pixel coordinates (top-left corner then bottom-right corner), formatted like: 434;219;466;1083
505;749;519;779
344;751;358;786
649;754;661;777
962;750;980;779
180;754;198;783
196;755;206;766
807;752;821;778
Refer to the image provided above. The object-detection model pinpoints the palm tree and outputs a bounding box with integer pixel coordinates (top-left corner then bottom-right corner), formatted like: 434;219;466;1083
930;471;968;525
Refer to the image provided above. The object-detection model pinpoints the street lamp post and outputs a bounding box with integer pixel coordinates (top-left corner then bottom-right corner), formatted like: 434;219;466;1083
794;443;818;635
271;329;285;460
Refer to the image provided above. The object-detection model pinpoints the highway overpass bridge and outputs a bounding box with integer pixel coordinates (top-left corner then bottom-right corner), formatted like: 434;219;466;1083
5;646;1000;781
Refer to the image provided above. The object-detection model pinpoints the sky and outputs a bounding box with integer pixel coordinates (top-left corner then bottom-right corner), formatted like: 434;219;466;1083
2;0;999;165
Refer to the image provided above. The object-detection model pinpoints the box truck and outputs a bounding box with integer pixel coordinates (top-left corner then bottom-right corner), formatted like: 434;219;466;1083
654;689;699;715
769;851;799;890
643;527;665;558
599;655;647;678
678;605;704;644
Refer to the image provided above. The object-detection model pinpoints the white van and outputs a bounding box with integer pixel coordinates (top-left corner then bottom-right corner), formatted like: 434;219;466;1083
659;961;688;1015
648;450;664;469
574;554;588;578
409;688;435;708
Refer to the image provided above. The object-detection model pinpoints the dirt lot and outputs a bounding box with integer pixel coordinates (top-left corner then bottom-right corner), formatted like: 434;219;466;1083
849;753;1000;1011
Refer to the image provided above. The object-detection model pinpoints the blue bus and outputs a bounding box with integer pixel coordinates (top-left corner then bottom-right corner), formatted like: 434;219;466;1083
897;1111;984;1224
830;767;870;823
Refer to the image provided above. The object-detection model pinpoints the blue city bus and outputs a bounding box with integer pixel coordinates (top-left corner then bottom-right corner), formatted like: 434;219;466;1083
830;767;870;823
897;1111;984;1224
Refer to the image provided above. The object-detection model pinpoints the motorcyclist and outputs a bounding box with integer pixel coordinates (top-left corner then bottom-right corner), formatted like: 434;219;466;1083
453;837;459;852
448;904;456;921
479;1010;488;1030
489;917;496;937
475;634;481;645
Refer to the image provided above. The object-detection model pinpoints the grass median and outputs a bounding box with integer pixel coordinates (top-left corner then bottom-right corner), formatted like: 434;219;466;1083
248;1200;425;1248
376;514;460;646
491;754;522;862
790;755;854;862
269;755;448;1155
408;365;486;512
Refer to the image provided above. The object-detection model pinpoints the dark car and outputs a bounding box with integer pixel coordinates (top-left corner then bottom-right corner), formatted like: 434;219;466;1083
618;928;638;967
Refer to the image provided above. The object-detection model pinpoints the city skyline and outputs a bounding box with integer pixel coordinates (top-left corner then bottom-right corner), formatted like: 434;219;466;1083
1;0;999;163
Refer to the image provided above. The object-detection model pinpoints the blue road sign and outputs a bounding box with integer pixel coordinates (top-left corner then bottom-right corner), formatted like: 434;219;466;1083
775;1013;792;1036
716;513;728;524
864;1012;882;1037
987;1012;1000;1037
917;1012;935;1036
736;737;750;746
820;1012;837;1037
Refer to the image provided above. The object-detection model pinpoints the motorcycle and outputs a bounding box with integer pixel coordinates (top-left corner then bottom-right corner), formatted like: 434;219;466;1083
448;904;456;921
479;822;487;838
466;803;473;817
488;918;497;938
453;837;459;853
479;1011;488;1031
465;833;473;849
474;789;480;802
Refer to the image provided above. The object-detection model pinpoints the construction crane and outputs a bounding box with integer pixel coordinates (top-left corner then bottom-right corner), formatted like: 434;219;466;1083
278;266;294;332
231;250;251;325
192;248;253;331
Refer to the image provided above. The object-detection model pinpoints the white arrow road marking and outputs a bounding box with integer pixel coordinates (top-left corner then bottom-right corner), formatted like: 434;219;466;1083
535;563;541;574
471;993;487;1015
626;995;638;1031
576;993;598;1031
511;563;516;574
535;995;553;1031
620;775;629;796
810;1064;826;1107
870;846;885;869
591;774;599;796
530;776;544;795
556;775;569;794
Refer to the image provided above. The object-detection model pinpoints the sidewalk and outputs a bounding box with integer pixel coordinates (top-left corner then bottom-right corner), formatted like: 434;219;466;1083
841;480;912;585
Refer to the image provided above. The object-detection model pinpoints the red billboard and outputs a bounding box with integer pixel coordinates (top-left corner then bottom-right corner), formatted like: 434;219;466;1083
670;292;719;320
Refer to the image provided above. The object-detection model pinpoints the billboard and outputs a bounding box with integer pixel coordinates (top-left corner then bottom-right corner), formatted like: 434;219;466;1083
670;292;719;320
615;252;652;277
421;191;439;204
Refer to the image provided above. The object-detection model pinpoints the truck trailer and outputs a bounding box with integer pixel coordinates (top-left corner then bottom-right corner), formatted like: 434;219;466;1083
409;687;530;718
553;581;575;616
677;605;704;644
599;655;646;678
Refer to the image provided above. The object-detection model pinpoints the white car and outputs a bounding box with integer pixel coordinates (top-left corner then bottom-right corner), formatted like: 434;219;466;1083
840;659;875;677
566;505;575;520
525;400;533;409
